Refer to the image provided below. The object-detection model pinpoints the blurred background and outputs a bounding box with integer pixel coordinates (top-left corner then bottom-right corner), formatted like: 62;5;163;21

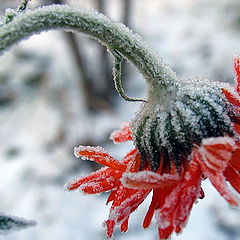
0;0;240;239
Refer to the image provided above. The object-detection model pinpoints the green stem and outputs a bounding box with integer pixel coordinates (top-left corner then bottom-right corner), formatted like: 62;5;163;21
112;50;146;102
0;5;180;92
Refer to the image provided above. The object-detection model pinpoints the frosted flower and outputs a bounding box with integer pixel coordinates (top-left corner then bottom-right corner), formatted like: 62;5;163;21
65;59;240;240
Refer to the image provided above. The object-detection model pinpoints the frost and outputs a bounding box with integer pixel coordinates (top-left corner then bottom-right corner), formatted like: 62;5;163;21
199;137;237;172
74;145;108;159
121;171;180;189
109;122;131;144
201;136;236;147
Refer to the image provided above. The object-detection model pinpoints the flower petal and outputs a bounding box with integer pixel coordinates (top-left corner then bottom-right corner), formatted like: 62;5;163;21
157;184;184;239
81;172;122;194
74;145;126;170
196;145;240;207
143;189;160;229
66;167;120;191
222;88;240;107
106;185;149;237
229;148;240;170
198;137;237;173
158;225;174;240
110;122;132;143
65;166;109;190
120;217;129;232
121;171;181;189
174;154;202;231
104;219;115;239
143;187;173;229
234;123;240;135
234;57;240;94
224;165;240;194
106;189;118;204
121;149;141;171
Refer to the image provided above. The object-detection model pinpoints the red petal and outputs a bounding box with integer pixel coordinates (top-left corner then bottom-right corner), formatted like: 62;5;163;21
108;186;149;224
196;150;240;207
234;123;240;135
157;183;184;238
106;189;118;204
110;122;132;143
229;148;240;170
199;137;237;174
74;145;126;170
234;57;240;94
104;185;149;238
158;225;174;240
143;189;161;229
121;171;181;189
143;187;173;229
81;171;122;194
105;220;115;239
120;218;129;232
222;88;240;107
65;166;109;190
174;154;202;230
224;165;240;194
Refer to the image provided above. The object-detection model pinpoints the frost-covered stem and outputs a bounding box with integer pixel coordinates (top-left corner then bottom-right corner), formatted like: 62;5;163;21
112;50;146;102
0;5;180;93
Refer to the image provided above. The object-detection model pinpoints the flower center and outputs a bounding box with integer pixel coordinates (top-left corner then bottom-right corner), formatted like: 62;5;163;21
131;79;234;172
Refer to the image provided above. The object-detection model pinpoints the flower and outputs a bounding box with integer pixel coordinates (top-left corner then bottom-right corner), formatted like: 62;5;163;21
65;58;240;240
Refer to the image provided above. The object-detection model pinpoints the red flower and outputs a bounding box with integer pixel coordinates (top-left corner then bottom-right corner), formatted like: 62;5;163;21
65;59;240;239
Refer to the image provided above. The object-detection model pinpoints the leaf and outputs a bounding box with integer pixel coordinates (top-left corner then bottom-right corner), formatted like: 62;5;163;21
0;213;36;234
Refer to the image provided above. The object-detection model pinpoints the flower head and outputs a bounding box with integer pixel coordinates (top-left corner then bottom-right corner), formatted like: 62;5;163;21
65;58;240;240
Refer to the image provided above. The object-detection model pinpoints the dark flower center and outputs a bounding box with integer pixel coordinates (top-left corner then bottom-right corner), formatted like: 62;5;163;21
131;80;234;171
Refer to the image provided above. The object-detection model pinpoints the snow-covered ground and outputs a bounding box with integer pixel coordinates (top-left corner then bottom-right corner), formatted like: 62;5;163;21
0;0;240;240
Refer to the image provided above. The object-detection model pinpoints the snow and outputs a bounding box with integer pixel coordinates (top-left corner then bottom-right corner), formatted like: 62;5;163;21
0;0;240;240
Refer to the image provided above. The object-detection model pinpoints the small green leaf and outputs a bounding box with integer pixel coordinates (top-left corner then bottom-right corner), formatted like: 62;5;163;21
0;213;36;234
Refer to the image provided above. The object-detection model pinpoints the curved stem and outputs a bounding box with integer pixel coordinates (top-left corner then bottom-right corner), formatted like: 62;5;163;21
112;50;146;102
0;4;179;91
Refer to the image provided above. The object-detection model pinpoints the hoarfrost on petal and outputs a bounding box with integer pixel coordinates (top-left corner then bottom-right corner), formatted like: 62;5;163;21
74;145;108;159
109;122;132;143
121;171;181;189
73;145;126;170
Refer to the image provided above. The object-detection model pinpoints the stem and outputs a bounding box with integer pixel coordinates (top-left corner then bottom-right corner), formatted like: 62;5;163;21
112;50;146;102
0;4;180;91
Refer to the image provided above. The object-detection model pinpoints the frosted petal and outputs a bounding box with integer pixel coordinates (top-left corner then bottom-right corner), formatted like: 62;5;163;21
157;184;184;230
222;88;240;107
65;167;120;191
174;156;202;230
65;166;109;190
224;165;240;194
108;185;149;223
121;171;181;189
199;137;237;172
196;148;240;207
81;172;122;194
110;122;132;143
74;145;126;170
234;57;240;94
